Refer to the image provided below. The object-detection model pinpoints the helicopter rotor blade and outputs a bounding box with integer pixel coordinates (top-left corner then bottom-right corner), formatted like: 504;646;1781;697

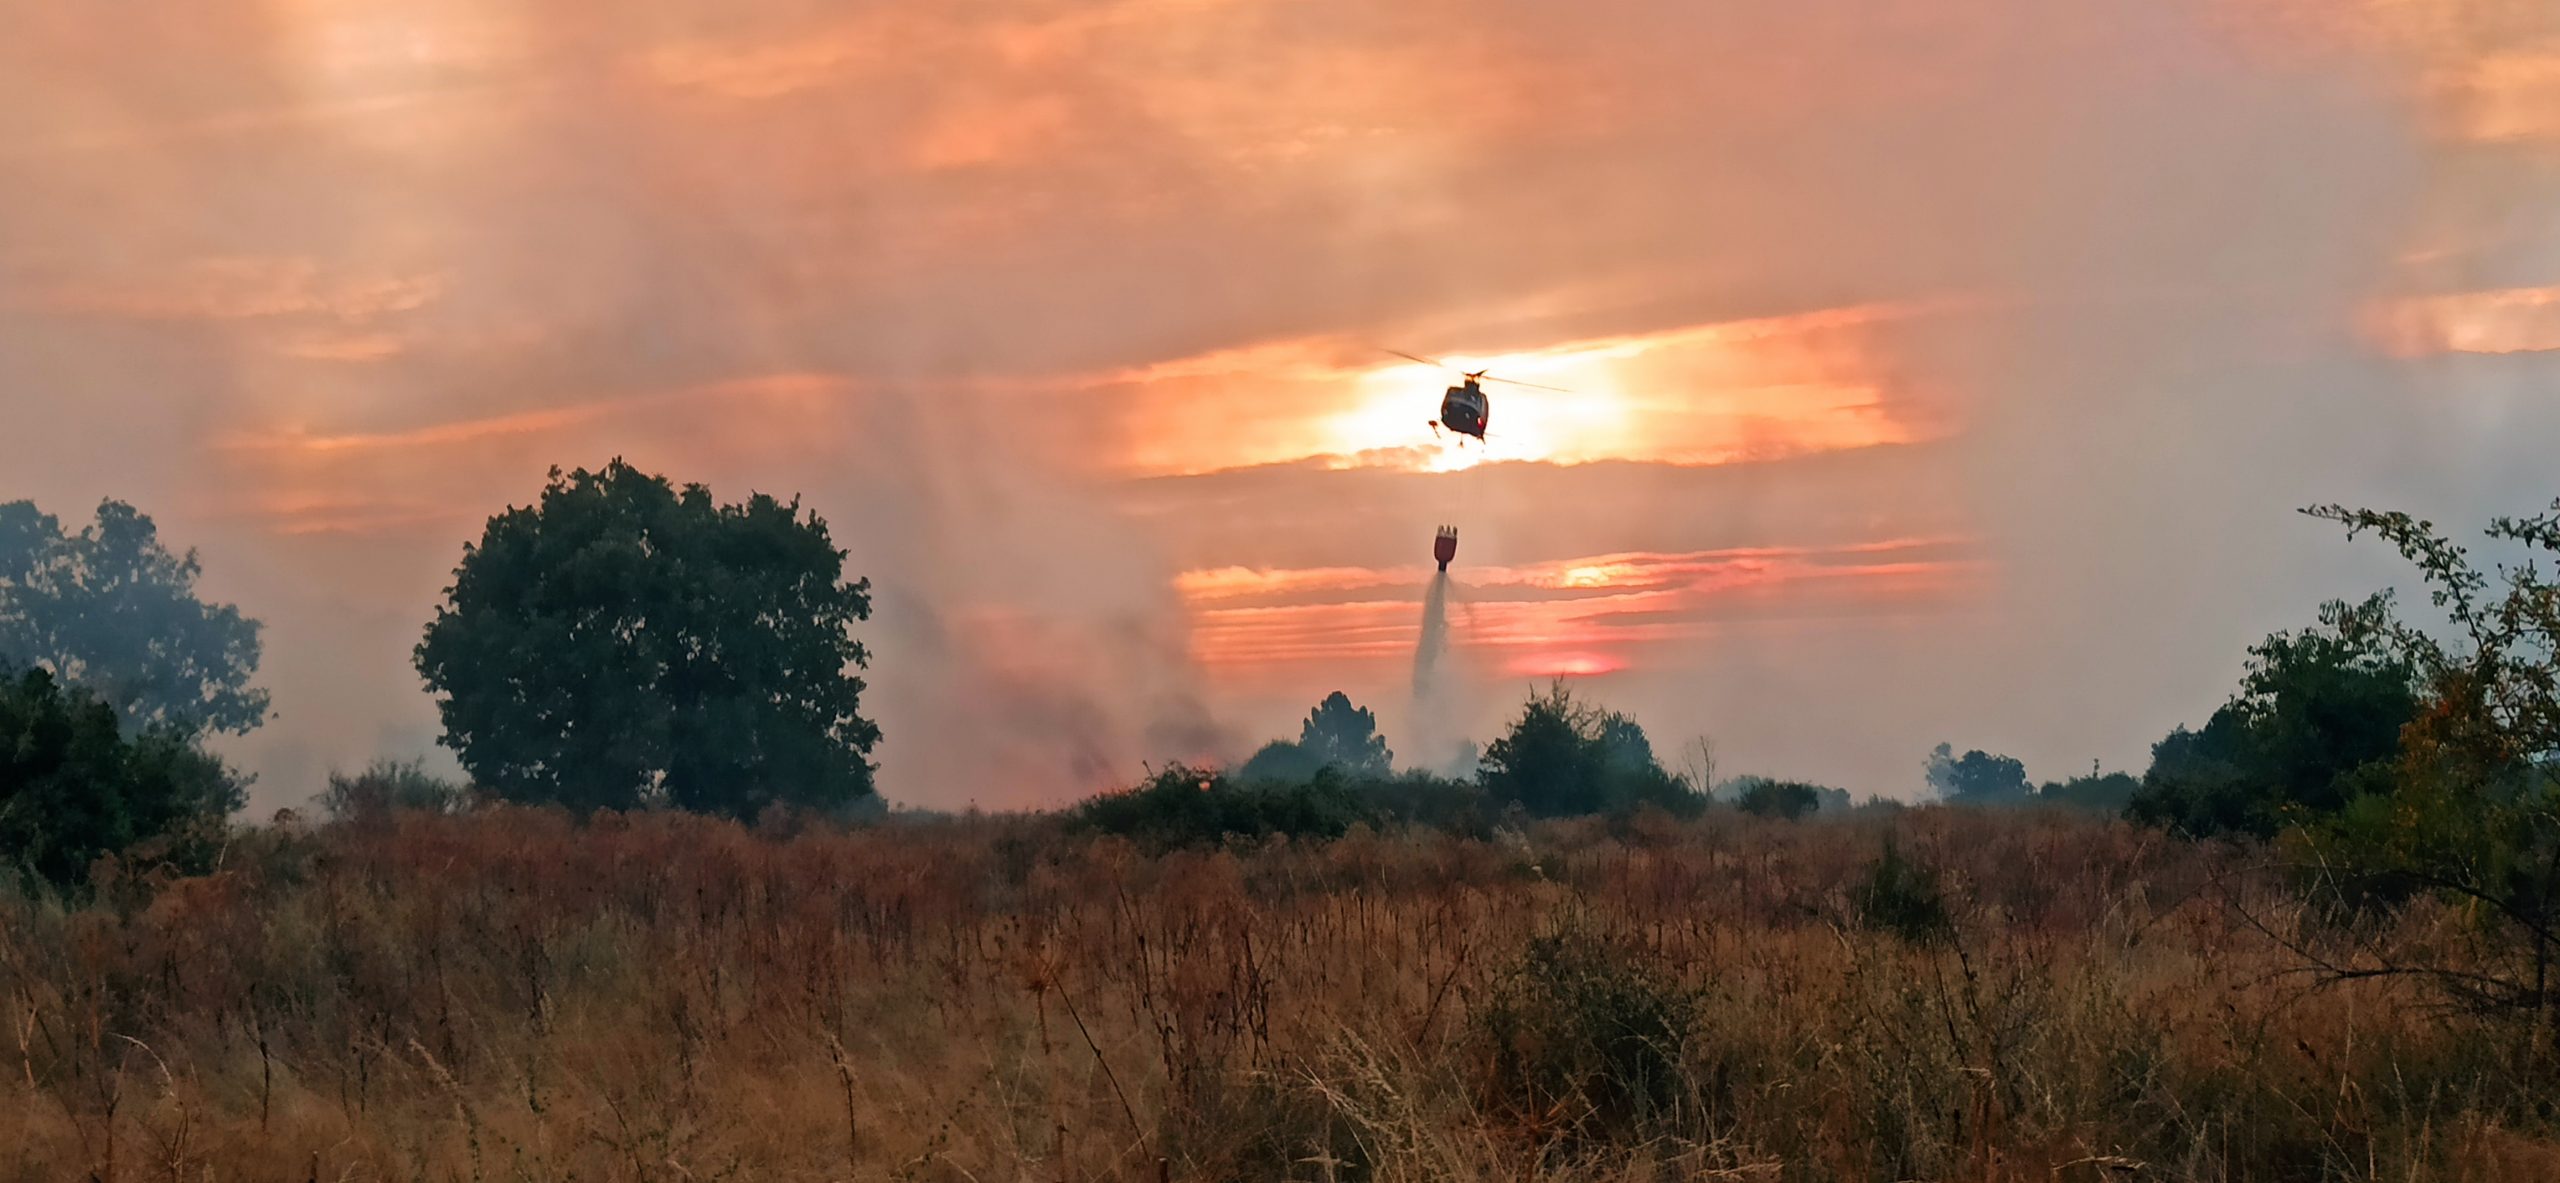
1476;374;1575;393
1379;347;1449;370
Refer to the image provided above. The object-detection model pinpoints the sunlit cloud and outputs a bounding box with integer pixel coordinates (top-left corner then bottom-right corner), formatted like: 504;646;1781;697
218;372;856;459
1181;539;1984;677
27;257;445;325
2433;50;2560;143
2366;286;2560;356
1093;303;1952;476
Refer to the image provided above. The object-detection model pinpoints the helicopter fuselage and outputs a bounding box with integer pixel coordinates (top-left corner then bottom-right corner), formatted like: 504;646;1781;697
1438;382;1489;440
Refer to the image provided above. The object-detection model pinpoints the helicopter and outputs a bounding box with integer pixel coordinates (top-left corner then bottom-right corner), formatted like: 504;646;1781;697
1382;349;1572;443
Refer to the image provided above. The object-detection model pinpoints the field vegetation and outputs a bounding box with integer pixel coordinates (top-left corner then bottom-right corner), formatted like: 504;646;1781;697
4;801;2558;1181
9;479;2560;1179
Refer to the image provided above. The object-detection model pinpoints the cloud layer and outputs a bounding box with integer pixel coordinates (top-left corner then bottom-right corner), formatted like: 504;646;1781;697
2;0;2556;807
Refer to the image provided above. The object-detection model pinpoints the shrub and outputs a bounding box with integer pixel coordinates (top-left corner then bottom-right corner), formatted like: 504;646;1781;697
1735;779;1825;820
318;757;473;822
1069;765;1361;848
1852;834;1953;944
1473;925;1701;1146
2128;600;2418;838
1479;684;1703;818
0;667;241;884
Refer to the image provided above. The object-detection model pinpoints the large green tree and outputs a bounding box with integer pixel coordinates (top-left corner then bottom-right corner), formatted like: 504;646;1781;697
1479;684;1697;817
415;461;880;818
1298;690;1392;777
2128;604;2419;838
0;499;269;736
0;669;240;883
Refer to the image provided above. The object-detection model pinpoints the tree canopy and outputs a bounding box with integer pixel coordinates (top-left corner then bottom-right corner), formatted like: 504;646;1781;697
0;499;269;736
1924;744;2031;804
0;668;240;883
1480;683;1698;817
2127;601;2419;838
1298;691;1392;777
415;461;880;819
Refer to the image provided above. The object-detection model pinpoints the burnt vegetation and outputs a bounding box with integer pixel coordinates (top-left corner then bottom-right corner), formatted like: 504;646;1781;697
7;471;2560;1178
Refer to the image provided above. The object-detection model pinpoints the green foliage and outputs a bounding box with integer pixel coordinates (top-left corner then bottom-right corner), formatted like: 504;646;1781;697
2129;599;2419;838
1297;690;1391;777
1235;739;1323;784
1852;834;1954;944
2277;501;2560;1024
1923;743;2030;804
1473;925;1700;1145
2037;767;2141;811
1069;765;1361;848
1479;684;1701;818
0;499;269;736
0;668;241;884
318;758;472;822
415;460;879;820
1234;691;1394;785
1735;779;1823;820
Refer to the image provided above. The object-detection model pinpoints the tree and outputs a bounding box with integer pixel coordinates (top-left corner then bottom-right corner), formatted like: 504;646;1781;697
1237;739;1325;784
2269;501;2560;1027
1298;691;1392;777
1479;684;1698;817
2127;607;2418;837
2038;763;2141;811
1923;743;2031;804
415;461;880;819
0;669;241;883
0;499;269;736
1736;780;1822;820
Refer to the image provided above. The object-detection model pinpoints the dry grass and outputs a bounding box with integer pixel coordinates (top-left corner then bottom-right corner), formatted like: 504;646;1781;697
2;805;2555;1181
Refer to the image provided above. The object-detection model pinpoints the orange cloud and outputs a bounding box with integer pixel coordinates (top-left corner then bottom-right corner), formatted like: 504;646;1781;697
1180;540;1984;675
30;257;443;324
2435;50;2560;143
219;372;856;458
1091;303;1953;477
2366;286;2560;356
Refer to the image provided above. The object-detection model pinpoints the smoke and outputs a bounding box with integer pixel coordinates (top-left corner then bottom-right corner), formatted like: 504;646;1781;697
1;0;2554;805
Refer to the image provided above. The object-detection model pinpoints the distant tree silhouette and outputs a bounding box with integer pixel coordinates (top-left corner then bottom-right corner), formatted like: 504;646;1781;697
2038;763;2141;811
415;461;879;819
0;499;269;736
0;668;240;883
1924;744;2032;805
1237;739;1325;784
1736;780;1823;820
1480;683;1698;817
1299;691;1392;777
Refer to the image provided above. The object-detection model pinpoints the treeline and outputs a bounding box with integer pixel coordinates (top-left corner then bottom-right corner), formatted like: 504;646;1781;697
9;467;2560;1029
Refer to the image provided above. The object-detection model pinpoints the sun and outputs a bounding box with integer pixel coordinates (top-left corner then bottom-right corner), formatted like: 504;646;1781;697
1325;352;1640;471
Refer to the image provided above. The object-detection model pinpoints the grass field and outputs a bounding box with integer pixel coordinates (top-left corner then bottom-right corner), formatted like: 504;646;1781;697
4;805;2556;1181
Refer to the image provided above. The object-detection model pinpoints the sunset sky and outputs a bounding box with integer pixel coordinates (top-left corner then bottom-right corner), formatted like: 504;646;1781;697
5;0;2557;809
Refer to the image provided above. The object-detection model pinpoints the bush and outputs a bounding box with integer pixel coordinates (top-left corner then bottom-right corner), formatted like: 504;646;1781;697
1069;765;1361;848
1473;926;1701;1146
1235;739;1323;784
2038;769;2140;811
1480;684;1703;818
1734;779;1831;820
2128;600;2418;838
1852;835;1953;944
318;758;473;823
0;667;241;884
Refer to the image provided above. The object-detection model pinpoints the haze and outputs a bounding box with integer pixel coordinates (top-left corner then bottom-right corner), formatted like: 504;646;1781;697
4;0;2556;810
